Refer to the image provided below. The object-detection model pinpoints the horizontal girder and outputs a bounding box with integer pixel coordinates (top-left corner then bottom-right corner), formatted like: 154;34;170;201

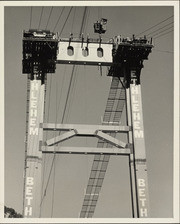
41;146;131;155
42;123;131;132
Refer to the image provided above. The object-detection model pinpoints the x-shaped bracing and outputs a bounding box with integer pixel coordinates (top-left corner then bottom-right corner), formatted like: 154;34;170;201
42;123;132;155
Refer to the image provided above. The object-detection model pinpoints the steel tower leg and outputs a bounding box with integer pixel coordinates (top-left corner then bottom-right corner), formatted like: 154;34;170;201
127;71;150;218
126;88;138;218
23;78;45;218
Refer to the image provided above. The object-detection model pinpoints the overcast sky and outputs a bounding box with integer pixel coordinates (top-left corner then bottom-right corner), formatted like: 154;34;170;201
3;1;179;222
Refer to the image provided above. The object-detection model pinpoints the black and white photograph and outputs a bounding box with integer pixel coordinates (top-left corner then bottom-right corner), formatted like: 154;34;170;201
1;1;179;223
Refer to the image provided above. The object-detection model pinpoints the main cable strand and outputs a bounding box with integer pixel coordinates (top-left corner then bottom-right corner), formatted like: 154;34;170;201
40;7;88;216
45;7;53;30
154;29;174;40
146;21;173;37
29;7;32;29
71;7;76;33
79;7;87;37
39;74;53;217
53;7;65;32
151;26;174;38
38;7;44;29
136;15;173;37
59;7;73;36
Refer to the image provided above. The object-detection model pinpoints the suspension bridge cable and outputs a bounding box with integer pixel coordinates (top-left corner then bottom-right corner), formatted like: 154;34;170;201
146;21;174;37
48;66;76;218
154;49;173;54
84;8;90;34
59;7;73;36
136;15;173;37
65;67;78;122
151;26;174;38
45;7;53;30
53;7;65;32
71;7;76;33
154;29;174;39
40;74;53;217
79;7;87;37
38;7;44;29
29;7;32;29
51;156;56;217
40;155;56;207
41;7;88;215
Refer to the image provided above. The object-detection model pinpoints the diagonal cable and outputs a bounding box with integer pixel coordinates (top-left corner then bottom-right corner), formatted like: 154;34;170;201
38;7;44;29
40;6;88;215
136;15;173;37
45;7;53;30
53;7;65;32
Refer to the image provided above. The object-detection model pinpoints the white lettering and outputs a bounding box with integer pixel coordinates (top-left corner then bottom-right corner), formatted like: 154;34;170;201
25;206;32;216
140;208;147;217
131;85;144;139
134;130;144;138
31;90;37;99
132;103;139;112
131;86;139;94
25;177;34;217
139;188;145;197
26;196;33;206
26;186;33;196
140;198;146;207
30;118;37;126
26;177;34;185
134;121;140;129
30;127;38;135
30;108;37;117
133;112;140;121
31;82;39;91
138;179;145;187
132;95;138;103
29;81;39;136
31;100;37;108
138;178;148;217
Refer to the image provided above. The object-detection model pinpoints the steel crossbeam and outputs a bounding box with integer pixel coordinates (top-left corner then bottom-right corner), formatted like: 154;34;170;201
45;125;128;148
42;123;130;132
41;146;131;155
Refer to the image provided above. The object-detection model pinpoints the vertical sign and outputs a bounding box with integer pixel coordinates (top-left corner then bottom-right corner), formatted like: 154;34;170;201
23;79;45;218
130;83;150;218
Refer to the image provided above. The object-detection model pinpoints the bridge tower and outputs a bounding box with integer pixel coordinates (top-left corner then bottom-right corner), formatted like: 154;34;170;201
22;29;153;218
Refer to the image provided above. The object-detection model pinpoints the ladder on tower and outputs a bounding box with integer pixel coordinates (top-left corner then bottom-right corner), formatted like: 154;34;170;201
80;76;126;218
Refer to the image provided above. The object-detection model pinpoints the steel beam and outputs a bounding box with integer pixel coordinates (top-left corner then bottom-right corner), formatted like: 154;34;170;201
46;130;77;146
126;87;138;218
57;41;113;65
42;123;130;133
129;81;150;218
23;79;45;218
45;128;128;149
41;146;131;155
96;131;127;148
